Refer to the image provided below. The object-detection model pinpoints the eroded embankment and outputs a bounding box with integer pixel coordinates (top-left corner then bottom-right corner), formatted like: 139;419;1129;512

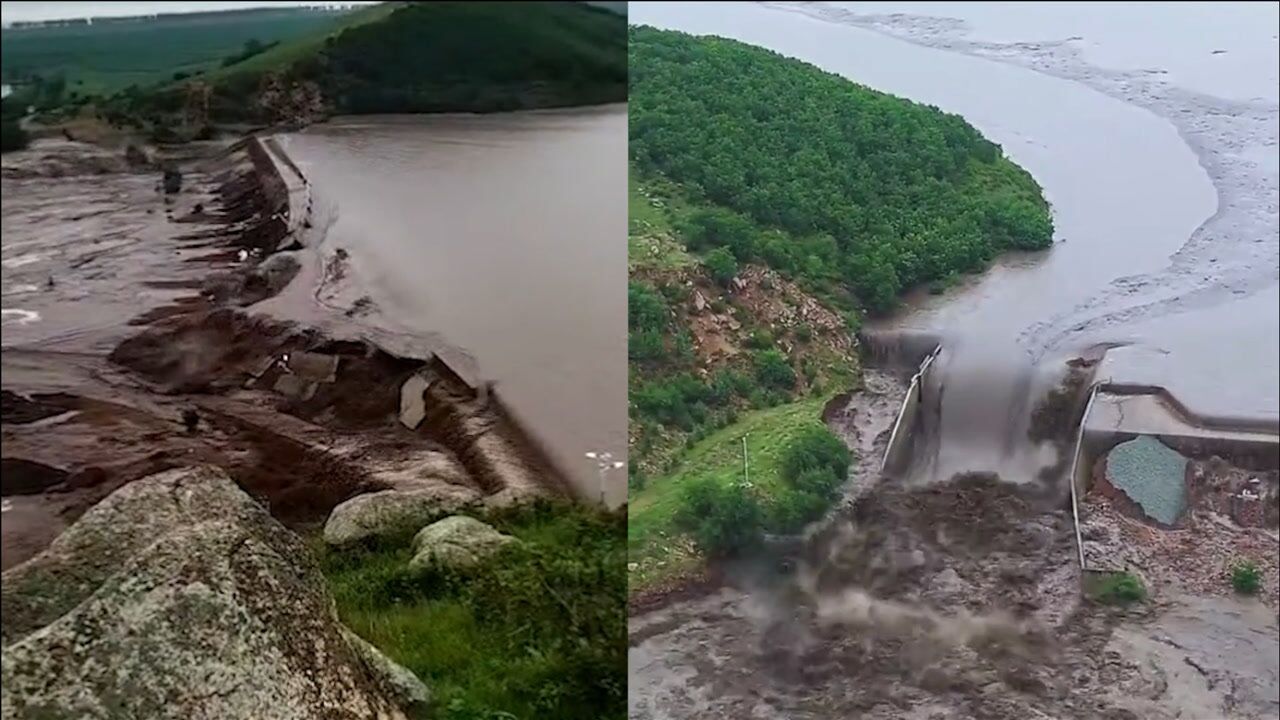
631;336;1279;719
1;136;566;569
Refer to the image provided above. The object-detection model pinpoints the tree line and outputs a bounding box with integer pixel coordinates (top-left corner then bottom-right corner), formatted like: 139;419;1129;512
629;26;1054;313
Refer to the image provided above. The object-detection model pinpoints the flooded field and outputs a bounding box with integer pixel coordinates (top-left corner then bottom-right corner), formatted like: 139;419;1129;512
273;106;628;505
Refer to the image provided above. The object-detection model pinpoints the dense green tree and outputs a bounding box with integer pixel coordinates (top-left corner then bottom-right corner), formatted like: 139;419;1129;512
629;26;1053;312
704;247;738;287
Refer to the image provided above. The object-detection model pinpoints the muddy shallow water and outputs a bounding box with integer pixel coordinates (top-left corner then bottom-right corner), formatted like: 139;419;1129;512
271;106;628;506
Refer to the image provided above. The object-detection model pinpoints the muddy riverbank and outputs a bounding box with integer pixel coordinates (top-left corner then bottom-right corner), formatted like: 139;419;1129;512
1;134;568;570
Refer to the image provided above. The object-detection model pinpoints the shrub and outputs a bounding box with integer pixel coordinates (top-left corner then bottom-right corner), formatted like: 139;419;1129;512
842;310;863;335
1231;561;1262;595
746;329;774;350
794;324;813;343
1093;572;1146;605
629;330;665;363
628;282;668;332
769;488;828;533
674;478;764;557
780;426;850;483
705;247;738;287
754;350;795;391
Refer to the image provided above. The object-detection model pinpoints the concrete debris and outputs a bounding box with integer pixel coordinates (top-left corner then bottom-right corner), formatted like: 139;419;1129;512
272;372;317;402
286;350;339;383
399;373;432;430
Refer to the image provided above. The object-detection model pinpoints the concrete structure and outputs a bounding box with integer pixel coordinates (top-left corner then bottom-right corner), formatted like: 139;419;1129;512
1068;382;1279;570
880;344;942;476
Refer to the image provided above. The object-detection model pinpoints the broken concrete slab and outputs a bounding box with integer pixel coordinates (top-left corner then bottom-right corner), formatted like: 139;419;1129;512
286;351;339;383
399;374;432;430
273;373;317;402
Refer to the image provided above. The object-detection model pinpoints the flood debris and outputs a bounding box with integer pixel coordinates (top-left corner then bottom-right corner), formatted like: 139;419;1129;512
2;135;569;574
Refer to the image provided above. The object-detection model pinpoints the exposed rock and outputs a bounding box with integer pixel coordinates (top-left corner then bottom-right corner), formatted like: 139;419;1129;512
408;516;517;571
483;483;552;510
324;486;482;547
692;289;707;312
1;465;417;719
341;627;431;714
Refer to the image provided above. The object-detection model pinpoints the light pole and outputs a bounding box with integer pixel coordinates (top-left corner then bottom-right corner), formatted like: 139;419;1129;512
741;433;751;488
585;451;625;506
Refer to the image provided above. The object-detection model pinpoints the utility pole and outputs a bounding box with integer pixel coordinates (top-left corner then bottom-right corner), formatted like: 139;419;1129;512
741;433;750;488
586;451;624;506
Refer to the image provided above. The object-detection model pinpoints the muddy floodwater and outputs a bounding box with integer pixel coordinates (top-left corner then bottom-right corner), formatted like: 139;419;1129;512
628;3;1279;719
272;106;628;505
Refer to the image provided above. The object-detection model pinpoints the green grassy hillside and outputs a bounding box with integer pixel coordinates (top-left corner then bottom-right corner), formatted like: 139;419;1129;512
0;7;348;98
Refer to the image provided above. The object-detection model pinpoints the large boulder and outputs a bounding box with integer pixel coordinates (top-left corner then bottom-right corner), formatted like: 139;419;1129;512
408;515;517;571
323;485;482;547
1;465;422;720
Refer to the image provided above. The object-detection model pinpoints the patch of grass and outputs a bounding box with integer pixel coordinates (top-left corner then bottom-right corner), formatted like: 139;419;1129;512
1231;560;1262;595
628;397;830;591
1091;571;1147;606
628;167;695;273
314;500;625;720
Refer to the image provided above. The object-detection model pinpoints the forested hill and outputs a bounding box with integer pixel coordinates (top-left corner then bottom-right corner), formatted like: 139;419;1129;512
106;2;627;131
629;26;1053;312
299;1;627;114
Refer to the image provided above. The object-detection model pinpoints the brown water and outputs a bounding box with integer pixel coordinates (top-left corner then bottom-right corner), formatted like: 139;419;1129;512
273;106;628;506
627;3;1279;717
634;1;1278;485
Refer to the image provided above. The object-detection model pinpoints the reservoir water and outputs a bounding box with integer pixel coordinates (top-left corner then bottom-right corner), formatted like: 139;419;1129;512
278;105;629;505
631;1;1278;482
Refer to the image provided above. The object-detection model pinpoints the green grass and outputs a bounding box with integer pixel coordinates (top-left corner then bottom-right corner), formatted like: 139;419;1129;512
1090;571;1147;606
1;7;348;96
201;2;401;85
628;397;829;591
315;500;625;720
1231;561;1262;595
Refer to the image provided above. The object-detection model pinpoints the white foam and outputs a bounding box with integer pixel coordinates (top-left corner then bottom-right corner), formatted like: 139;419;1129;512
1;308;41;325
1;253;45;269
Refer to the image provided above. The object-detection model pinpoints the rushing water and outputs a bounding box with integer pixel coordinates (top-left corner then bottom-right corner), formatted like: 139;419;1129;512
632;1;1279;483
278;106;628;506
628;4;1279;717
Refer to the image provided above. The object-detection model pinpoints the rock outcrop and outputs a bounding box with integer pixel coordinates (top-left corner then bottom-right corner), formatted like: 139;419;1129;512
1;465;424;720
408;515;517;571
323;485;482;547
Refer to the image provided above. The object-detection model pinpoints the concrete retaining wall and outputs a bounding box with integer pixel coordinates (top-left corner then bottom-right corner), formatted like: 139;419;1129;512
880;344;942;476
